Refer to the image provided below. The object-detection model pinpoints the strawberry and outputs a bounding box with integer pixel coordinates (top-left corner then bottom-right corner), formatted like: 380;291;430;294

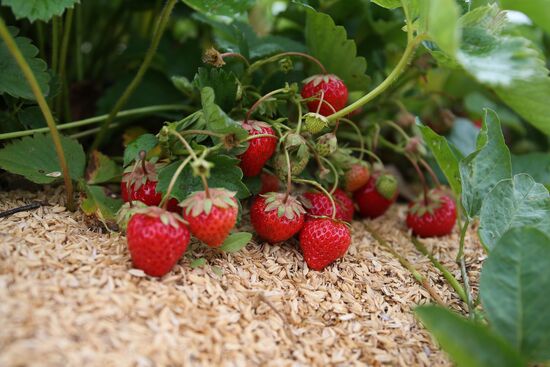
354;173;398;218
181;188;238;247
299;218;351;270
121;159;179;211
250;193;305;243
406;190;457;237
259;172;280;194
301;74;348;116
238;120;277;177
343;163;370;192
302;188;354;222
126;207;190;277
315;133;337;157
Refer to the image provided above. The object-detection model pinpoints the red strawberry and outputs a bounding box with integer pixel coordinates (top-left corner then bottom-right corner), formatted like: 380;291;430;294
473;118;482;128
259;172;280;194
406;190;457;237
299;218;351;270
239;120;278;177
181;188;238;247
126;207;190;277
301;74;348;116
250;193;305;243
302;188;354;222
343;163;370;192
354;174;398;218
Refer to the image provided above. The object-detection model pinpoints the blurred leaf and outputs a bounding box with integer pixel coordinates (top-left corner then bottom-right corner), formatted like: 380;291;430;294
305;9;369;91
193;68;238;111
447;118;479;157
87;151;122;185
371;0;401;9
499;0;550;35
2;0;79;22
123;134;158;167
0;134;85;184
0;27;50;100
464;92;524;134
81;184;123;224
17;106;46;129
415;305;525;367
480;227;550;362
459;109;511;218
219;232;252;253
190;257;207;268
418;0;461;55
512;153;550;187
181;0;254;17
479;174;550;251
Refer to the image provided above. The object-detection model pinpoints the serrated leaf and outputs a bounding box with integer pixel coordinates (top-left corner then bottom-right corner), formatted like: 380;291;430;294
157;154;250;201
479;174;550;252
419;0;461;55
512;153;550;187
415;305;525;367
81;184;123;224
0;134;85;184
87;151;122;185
193;68;238;112
123;134;158;167
370;0;402;9
190;257;207;268
459;109;511;218
2;0;79;22
480;227;550;362
219;232;252;253
0;27;50;100
181;0;254;17
305;10;369;91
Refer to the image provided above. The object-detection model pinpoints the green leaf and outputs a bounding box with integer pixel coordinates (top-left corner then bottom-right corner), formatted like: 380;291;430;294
2;0;79;22
0;27;50;100
459;109;511;218
193;68;238;112
200;87;248;144
415;305;525;367
463;92;524;134
480;227;550;362
446;118;478;157
157;154;250;201
479;174;550;251
305;10;369;91
81;184;123;224
190;257;207;268
499;0;550;36
87;151;122;185
418;123;462;196
512;153;550;187
370;0;402;9
219;232;252;253
123;134;158;167
419;0;461;55
0;134;85;184
180;0;254;17
17;106;46;129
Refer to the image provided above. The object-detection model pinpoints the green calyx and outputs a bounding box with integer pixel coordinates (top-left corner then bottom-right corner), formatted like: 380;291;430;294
409;190;445;217
180;188;237;217
376;174;398;200
117;202;186;231
122;157;159;190
191;157;214;178
262;192;305;220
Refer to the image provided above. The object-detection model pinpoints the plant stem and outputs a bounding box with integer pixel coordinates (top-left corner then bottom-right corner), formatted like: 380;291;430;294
340;118;365;159
283;146;292;203
295;100;303;134
411;236;467;303
170;130;198;161
160;155;192;209
242;133;278;142
457;217;474;317
56;8;74;120
294;178;337;220
90;0;178;151
319;156;339;194
0;104;190;140
419;158;441;187
248;51;327;75
406;154;430;206
348;147;383;165
245;87;288;123
0;18;74;210
51;16;60;77
220;52;250;67
366;224;445;306
75;3;84;81
383;119;410;141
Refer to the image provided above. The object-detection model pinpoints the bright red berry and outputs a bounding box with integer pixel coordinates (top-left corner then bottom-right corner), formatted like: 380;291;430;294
259;172;280;194
126;208;190;277
354;174;398;218
181;188;238;247
299;218;351;271
238;120;277;177
301;74;348;116
343;163;370;192
302;188;354;222
250;193;305;243
406;190;457;237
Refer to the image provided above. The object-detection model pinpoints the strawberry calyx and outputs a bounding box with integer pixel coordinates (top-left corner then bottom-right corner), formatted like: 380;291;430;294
122;157;159;190
409;189;447;217
117;201;186;230
316;133;337;157
375;174;398;200
242;119;273;132
303;112;329;134
180;188;237;217
261;192;305;220
302;74;341;87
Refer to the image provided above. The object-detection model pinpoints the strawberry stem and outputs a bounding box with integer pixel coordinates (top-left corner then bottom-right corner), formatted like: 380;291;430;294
200;174;211;198
139;150;148;175
160;155;193;209
248;51;327;75
406;154;430;206
294;100;304;134
245;87;289;123
283;146;292;204
319;156;339;194
179;129;224;138
419;158;441;188
219;52;250;67
241;133;279;143
348;147;383;165
340;118;364;159
456;216;474;318
169;130;198;161
294;178;337;220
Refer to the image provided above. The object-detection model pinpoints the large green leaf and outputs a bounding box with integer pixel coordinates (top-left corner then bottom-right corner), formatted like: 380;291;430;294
415;305;525;367
480;227;550;362
418;0;461;55
2;0;79;22
0;27;50;100
459;109;511;218
193;68;238;112
512;153;550;187
123;134;158;167
87;151;122;185
0;134;85;184
200;87;248;145
181;0;254;17
305;10;369;91
500;0;550;35
81;184;123;225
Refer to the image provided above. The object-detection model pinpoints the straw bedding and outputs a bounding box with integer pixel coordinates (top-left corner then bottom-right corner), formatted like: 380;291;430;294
0;187;484;366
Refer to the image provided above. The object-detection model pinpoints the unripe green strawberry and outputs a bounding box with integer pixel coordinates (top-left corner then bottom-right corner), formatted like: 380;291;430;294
275;134;310;179
303;112;329;134
316;133;337;157
376;174;398;200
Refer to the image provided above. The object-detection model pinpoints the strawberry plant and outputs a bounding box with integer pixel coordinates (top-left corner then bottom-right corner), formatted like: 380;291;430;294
1;0;550;364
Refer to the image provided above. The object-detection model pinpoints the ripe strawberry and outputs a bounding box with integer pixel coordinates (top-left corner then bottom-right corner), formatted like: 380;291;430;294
343;163;370;192
299;218;351;270
250;193;305;243
406;190;457;237
126;207;190;277
302;188;354;222
354;174;398;218
121;159;179;211
259;172;280;194
181;188;238;247
301;74;348;116
238;120;277;177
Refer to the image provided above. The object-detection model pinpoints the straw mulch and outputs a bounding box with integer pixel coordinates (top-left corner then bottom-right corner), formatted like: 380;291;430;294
0;187;484;366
